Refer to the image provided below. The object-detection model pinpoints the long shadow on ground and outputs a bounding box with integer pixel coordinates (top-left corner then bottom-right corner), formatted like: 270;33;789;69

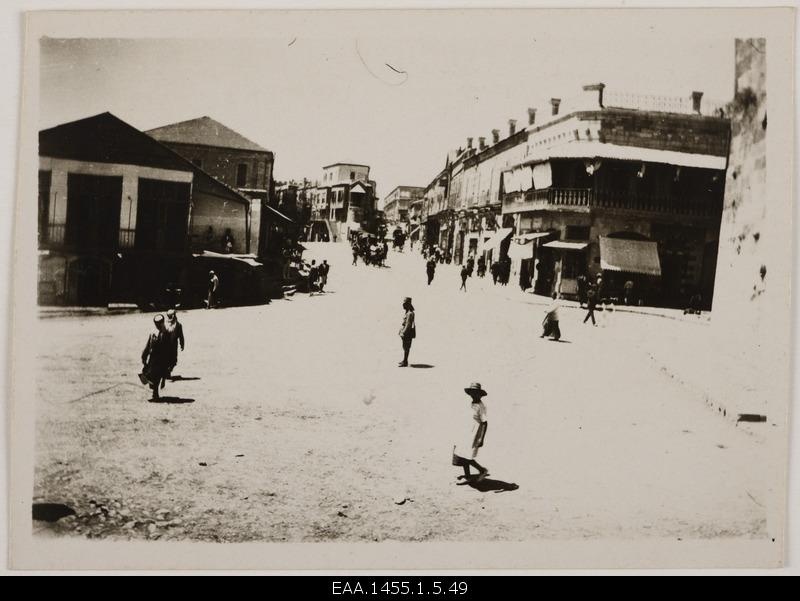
467;478;519;493
148;397;196;404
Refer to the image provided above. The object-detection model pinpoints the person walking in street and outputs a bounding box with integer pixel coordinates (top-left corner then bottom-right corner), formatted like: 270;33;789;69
490;260;500;285
164;309;185;379
466;255;475;277
352;244;359;266
308;260;319;296
541;292;562;341
206;270;219;309
460;265;469;292
318;260;330;292
477;255;486;278
426;257;437;286
452;382;490;483
398;297;416;367
583;284;598;326
140;314;172;400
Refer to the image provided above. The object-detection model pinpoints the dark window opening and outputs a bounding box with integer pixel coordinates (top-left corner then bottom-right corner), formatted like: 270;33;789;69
350;171;355;180
65;173;122;251
38;170;52;245
565;225;590;240
236;163;248;187
135;178;191;252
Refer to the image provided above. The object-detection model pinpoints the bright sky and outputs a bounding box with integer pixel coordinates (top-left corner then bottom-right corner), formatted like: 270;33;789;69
40;32;735;205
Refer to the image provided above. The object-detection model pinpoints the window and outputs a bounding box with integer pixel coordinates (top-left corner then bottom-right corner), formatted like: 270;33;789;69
565;225;590;241
38;170;51;245
350;171;355;180
192;158;203;168
236;163;248;187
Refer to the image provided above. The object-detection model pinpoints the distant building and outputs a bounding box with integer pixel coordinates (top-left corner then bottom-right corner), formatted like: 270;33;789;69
310;163;378;239
38;112;254;306
383;186;425;224
146;116;287;256
419;84;731;308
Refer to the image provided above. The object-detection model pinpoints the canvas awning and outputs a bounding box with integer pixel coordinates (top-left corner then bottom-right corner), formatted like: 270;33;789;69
542;240;589;251
514;232;551;243
599;236;662;276
265;205;294;224
483;227;514;250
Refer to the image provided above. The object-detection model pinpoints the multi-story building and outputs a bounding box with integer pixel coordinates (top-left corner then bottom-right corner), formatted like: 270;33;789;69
309;163;378;240
146;116;286;256
420;84;731;308
37;112;253;307
383;186;424;224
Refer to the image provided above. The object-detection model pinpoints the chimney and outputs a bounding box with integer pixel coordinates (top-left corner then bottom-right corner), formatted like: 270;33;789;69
550;98;561;116
508;119;517;136
691;91;703;114
527;108;537;125
478;137;487;151
582;83;606;108
467;137;473;149
491;129;500;144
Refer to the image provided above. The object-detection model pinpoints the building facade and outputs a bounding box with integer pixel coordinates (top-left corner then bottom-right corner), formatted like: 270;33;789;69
146;116;279;256
308;163;378;240
419;84;731;308
38;112;252;307
383;186;425;224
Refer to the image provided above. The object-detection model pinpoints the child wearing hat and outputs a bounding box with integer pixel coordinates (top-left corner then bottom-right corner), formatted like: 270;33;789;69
452;382;489;483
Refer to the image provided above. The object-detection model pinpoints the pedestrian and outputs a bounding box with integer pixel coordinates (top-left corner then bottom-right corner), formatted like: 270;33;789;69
452;382;490;483
477;255;486;278
164;308;185;379
398;296;416;367
460;265;469;292
490;261;500;285
426;257;436;286
541;292;562;341
583;284;598;326
466;255;475;277
140;314;172;400
308;260;319;295
319;260;330;292
352;244;359;266
624;279;634;306
207;270;219;309
223;228;234;254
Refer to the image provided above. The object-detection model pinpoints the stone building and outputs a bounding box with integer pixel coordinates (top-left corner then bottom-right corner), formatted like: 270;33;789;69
383;186;424;224
420;84;731;308
309;163;378;240
146;116;289;256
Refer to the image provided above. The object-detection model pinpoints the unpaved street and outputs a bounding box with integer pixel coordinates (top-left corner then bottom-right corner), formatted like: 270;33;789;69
34;242;768;542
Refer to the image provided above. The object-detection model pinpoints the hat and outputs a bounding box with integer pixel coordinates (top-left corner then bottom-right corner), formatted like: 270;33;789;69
403;297;412;304
166;309;176;318
464;382;487;397
153;314;164;324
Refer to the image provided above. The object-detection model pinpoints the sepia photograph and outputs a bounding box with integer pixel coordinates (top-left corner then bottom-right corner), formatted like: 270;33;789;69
7;6;797;571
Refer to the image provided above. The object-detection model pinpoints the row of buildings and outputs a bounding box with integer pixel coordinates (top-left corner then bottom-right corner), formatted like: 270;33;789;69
38;113;296;307
405;84;731;308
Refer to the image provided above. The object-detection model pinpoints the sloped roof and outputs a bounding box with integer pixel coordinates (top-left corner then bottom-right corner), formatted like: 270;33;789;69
39;112;193;172
146;116;270;153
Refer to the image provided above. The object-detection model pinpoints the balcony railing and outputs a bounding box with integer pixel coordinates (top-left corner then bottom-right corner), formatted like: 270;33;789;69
503;187;720;217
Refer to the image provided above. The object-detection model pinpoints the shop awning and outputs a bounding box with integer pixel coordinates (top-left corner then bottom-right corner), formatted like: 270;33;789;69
514;232;551;243
599;236;662;276
542;240;589;251
483;227;514;249
265;205;294;224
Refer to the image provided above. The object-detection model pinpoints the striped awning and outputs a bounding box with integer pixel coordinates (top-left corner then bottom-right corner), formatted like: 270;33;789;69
599;236;662;276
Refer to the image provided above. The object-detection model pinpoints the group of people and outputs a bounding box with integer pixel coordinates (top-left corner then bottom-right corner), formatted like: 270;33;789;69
351;235;388;267
302;259;330;295
140;309;186;400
